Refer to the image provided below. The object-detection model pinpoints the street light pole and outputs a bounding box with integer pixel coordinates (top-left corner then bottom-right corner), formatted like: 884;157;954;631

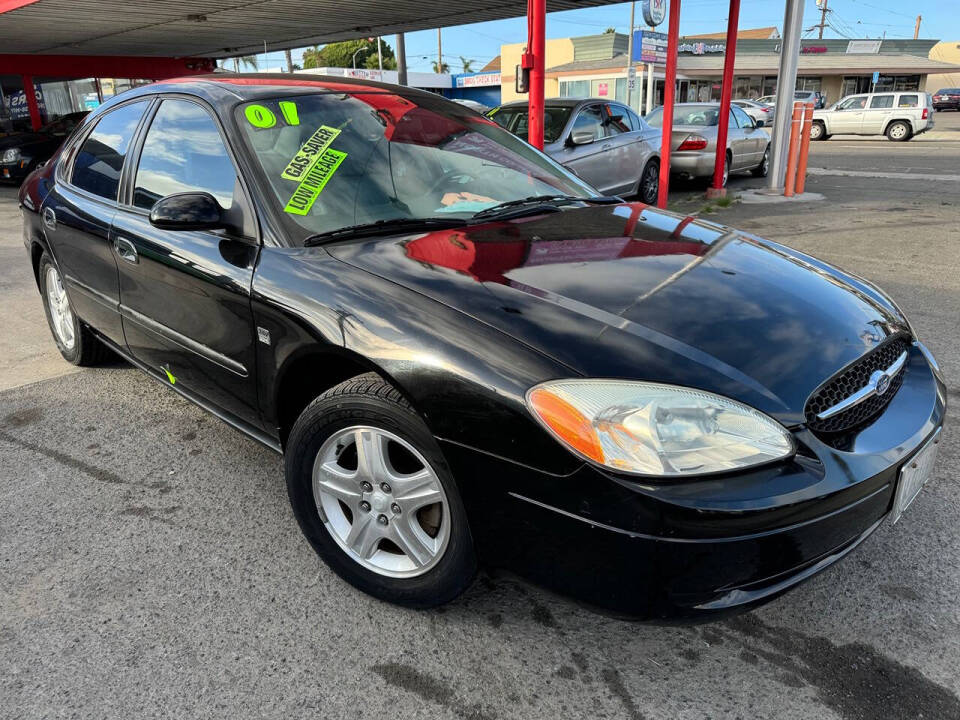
626;2;636;108
352;47;363;69
396;34;408;85
768;0;804;189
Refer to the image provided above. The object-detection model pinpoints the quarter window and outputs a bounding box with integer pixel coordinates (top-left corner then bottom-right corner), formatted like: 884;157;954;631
897;94;919;108
71;101;148;201
133;99;236;210
870;95;894;109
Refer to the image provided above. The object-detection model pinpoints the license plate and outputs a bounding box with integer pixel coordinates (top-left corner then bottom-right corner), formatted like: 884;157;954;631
892;429;941;523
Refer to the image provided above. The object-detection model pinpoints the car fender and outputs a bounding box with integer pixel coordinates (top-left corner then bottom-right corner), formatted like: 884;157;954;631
882;116;916;134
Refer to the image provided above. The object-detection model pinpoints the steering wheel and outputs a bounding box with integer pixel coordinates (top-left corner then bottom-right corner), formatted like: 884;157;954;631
426;169;475;197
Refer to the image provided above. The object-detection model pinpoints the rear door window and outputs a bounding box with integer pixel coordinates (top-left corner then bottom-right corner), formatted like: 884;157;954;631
71;101;148;201
132;99;237;210
731;105;752;127
870;95;894;109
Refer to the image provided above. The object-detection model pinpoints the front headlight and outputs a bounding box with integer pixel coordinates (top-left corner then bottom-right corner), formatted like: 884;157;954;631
1;148;21;163
526;380;795;477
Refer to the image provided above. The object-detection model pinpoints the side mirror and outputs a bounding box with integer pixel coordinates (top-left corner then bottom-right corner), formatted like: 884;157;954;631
149;192;225;231
568;130;595;146
755;119;765;128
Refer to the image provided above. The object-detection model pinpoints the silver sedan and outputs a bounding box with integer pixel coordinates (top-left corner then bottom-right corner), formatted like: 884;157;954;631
489;98;662;204
645;103;770;186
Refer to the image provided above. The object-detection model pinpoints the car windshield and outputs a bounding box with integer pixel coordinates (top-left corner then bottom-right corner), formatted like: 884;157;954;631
236;92;594;241
487;105;572;144
757;96;775;104
645;105;719;127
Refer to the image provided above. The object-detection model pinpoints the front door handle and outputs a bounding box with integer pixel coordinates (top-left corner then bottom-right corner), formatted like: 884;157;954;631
114;236;139;264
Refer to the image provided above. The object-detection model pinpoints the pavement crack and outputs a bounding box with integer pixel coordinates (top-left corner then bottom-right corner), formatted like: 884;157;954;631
372;662;496;720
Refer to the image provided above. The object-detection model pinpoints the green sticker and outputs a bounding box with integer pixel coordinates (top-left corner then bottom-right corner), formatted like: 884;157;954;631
284;149;347;215
281;125;341;181
244;104;277;128
278;100;300;126
161;365;177;384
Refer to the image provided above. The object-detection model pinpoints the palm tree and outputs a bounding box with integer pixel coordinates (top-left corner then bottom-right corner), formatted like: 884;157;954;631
460;56;474;73
431;60;450;73
231;55;259;72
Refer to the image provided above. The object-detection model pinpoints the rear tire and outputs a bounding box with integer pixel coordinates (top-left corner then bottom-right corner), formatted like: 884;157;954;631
637;159;659;205
38;251;111;366
284;372;477;608
886;121;911;142
810;121;827;141
752;145;770;177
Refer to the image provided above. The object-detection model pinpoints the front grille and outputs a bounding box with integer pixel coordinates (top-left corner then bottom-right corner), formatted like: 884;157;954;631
805;335;910;435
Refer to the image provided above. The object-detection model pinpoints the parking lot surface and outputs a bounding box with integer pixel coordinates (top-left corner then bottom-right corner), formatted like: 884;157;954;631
2;129;960;719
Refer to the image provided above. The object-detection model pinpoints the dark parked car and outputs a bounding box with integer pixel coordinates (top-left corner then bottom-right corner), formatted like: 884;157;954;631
489;98;661;204
19;75;945;620
933;88;960;111
1;111;88;183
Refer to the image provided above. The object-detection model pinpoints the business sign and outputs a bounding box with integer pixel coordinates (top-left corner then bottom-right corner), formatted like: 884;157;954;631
598;82;609;96
641;0;666;27
678;41;725;55
846;39;881;54
633;30;668;63
800;45;828;54
455;72;501;88
3;88;45;120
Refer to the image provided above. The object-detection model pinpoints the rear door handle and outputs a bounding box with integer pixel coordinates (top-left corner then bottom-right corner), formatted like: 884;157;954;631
114;236;139;264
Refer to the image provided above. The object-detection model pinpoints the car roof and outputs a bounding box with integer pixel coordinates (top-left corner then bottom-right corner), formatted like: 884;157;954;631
498;97;609;110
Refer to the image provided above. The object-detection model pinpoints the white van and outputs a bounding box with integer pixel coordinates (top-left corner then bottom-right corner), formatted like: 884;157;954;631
811;92;935;141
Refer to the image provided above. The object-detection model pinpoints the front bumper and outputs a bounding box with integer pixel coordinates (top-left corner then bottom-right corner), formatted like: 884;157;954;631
0;160;30;183
444;344;946;620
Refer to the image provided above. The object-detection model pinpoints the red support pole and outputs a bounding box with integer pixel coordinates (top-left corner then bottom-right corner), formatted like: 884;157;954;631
656;0;682;209
711;0;741;192
21;75;42;131
527;0;546;150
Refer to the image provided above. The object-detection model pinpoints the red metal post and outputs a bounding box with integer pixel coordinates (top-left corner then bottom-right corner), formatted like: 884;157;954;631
657;0;682;209
784;102;803;197
21;75;42;131
795;102;814;194
527;0;546;149
710;0;741;192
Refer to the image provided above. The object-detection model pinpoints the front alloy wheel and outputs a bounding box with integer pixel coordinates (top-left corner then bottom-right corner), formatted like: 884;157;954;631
285;373;476;607
638;159;659;205
313;426;450;577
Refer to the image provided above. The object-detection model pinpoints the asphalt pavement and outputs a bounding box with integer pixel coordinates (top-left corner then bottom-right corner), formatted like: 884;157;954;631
2;127;960;720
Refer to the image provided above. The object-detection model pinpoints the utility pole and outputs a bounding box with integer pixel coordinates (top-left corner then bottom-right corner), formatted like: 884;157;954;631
284;48;293;73
396;33;408;85
626;1;636;108
437;28;443;73
377;37;383;70
913;15;921;39
815;0;829;40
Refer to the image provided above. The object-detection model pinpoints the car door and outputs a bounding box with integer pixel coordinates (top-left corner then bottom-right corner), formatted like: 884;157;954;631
601;103;639;194
40;99;151;346
731;105;764;166
558;104;613;193
724;106;750;170
831;95;868;133
111;96;263;427
862;94;894;134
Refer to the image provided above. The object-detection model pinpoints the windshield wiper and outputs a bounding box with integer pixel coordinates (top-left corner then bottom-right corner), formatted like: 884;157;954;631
469;194;621;221
303;217;468;246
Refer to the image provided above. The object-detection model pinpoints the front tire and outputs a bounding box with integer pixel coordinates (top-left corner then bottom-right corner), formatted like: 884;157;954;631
38;251;110;366
285;373;476;608
886;121;911;142
752;145;770;177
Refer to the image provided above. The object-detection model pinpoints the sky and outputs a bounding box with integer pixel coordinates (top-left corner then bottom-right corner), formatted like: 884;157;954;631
250;0;958;75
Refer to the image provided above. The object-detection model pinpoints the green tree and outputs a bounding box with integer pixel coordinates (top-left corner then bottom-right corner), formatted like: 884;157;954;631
302;38;396;70
432;60;450;73
459;56;474;72
603;27;616;34
231;55;258;72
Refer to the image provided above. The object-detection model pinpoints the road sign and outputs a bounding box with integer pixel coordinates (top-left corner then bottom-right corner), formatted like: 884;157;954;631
872;71;880;84
632;30;668;64
628;66;637;80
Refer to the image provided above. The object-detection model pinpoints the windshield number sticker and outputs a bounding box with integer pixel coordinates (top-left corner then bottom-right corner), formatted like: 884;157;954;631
284;149;347;215
244;104;277;129
281;125;341;181
278;100;300;126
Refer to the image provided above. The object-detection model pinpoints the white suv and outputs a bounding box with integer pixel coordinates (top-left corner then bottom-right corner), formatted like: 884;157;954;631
811;92;935;141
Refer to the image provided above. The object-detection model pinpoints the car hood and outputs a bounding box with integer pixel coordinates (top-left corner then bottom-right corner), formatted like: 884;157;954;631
327;204;909;424
0;132;53;151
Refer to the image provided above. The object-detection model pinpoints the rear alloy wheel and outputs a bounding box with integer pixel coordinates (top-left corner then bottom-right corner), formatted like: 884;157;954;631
638;159;659;205
886;121;911;142
285;373;476;607
752;145;770;177
38;251;111;366
720;152;731;187
810;121;826;141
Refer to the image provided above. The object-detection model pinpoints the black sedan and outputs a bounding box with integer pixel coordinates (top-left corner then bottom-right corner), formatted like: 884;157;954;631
1;111;88;183
933;88;960;111
19;76;945;620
